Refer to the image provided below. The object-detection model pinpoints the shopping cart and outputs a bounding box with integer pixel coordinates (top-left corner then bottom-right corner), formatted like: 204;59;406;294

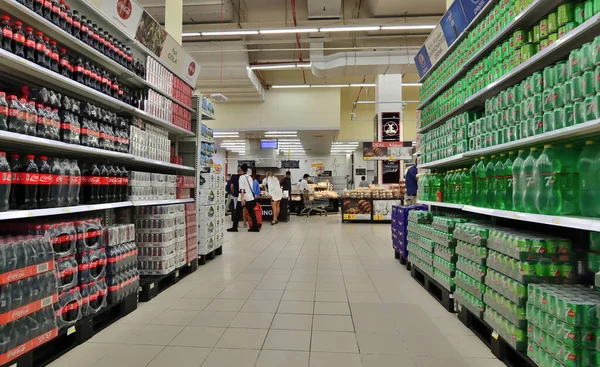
299;191;328;217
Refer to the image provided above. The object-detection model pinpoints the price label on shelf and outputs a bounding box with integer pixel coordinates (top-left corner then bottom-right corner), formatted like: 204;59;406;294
373;215;383;221
67;326;76;336
364;157;371;161
343;214;356;220
491;331;499;340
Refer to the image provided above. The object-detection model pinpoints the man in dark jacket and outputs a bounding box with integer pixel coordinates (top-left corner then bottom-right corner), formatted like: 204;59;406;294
280;171;292;194
228;168;241;221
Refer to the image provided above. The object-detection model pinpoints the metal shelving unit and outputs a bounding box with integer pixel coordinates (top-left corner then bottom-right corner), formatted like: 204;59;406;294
419;13;600;134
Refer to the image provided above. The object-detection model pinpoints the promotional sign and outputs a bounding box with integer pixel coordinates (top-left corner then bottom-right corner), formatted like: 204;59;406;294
381;112;401;142
311;162;325;175
460;0;491;23
91;0;145;38
424;24;449;66
441;0;469;46
373;199;402;221
363;142;413;161
382;161;401;184
281;160;300;169
321;171;332;177
136;12;168;56
160;35;201;86
342;198;372;221
415;46;433;78
355;168;366;176
213;163;222;175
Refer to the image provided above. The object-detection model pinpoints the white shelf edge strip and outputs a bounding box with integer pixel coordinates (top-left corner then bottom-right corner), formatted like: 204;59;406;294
0;199;194;220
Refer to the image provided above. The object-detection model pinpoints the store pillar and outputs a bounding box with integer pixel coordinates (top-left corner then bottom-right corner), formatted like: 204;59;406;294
375;74;403;185
165;0;183;44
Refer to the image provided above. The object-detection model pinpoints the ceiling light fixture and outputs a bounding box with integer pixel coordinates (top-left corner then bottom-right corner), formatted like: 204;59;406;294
320;26;381;32
250;63;311;70
259;28;318;34
381;24;436;30
271;83;421;88
349;83;376;87
271;85;310;89
182;24;436;37
266;131;297;134
201;30;259;36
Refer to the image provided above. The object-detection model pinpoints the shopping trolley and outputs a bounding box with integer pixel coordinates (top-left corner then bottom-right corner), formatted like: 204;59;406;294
299;191;328;217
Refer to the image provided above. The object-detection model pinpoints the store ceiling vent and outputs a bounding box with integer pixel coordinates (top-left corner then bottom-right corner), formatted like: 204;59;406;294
308;0;342;19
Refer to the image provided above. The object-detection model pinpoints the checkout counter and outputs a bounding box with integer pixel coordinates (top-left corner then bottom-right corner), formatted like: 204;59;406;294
255;196;290;222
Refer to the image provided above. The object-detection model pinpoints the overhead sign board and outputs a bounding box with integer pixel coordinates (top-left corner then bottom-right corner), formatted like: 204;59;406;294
362;142;413;161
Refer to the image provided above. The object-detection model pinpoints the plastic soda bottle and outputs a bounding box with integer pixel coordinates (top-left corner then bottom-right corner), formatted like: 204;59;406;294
477;157;487;207
504;152;515;211
470;158;479;205
419;173;427;200
578;140;600;217
442;172;450;202
560;144;580;215
454;170;464;204
523;147;541;213
433;174;442;202
535;145;562;215
485;155;497;208
461;168;471;205
494;154;507;210
512;150;527;212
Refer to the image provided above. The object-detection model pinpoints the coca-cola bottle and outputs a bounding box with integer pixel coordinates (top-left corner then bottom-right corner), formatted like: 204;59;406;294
26;100;37;136
12;21;25;58
58;159;70;207
64;5;72;34
73;57;84;84
125;47;133;70
78;163;86;203
35;104;48;139
105;32;113;59
37;156;51;208
0;92;8;131
80;15;88;44
59;47;70;77
1;16;12;52
106;164;116;202
7;95;24;134
34;0;44;15
101;70;110;95
0;152;10;212
9;154;21;209
49;157;61;207
90;22;98;49
24;26;35;62
58;0;67;31
43;0;53;20
22;154;39;210
71;10;80;39
50;107;60;140
68;160;80;206
89;162;100;204
42;36;51;69
111;76;119;99
97;27;105;55
90;65;98;90
83;60;91;87
49;40;59;73
120;166;128;201
34;31;46;67
51;0;61;26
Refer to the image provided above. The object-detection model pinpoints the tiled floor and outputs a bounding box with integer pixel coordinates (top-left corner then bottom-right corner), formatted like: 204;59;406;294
49;215;506;367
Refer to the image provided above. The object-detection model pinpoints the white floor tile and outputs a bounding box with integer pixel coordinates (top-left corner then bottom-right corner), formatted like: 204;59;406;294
146;346;211;367
271;314;313;330
230;312;275;329
255;350;309;367
310;352;362;367
263;329;311;351
216;328;269;349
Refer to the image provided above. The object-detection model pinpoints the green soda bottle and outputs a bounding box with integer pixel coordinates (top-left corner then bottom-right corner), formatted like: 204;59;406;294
578;140;600;217
470;158;479;205
504;152;515;211
445;171;452;203
513;150;527;212
442;172;449;202
560;144;580;215
432;174;442;202
523;147;541;213
463;168;472;205
486;155;498;208
494;154;507;210
535;145;562;215
455;169;465;204
477;157;488;207
419;174;428;201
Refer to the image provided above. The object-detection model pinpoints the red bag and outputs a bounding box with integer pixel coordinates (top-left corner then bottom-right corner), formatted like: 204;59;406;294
244;203;263;228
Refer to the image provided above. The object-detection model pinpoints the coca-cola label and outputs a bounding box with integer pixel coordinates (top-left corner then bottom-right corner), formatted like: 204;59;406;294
84;68;91;76
74;65;84;73
2;29;13;40
25;39;35;48
13;33;25;44
51;52;59;61
8;107;17;117
100;177;110;185
0;172;11;185
73;20;80;28
70;176;81;185
12;172;24;184
117;0;133;20
66;16;72;24
54;175;64;184
44;0;51;8
52;5;60;14
109;177;118;185
60;10;67;19
36;42;45;52
122;177;129;185
85;176;101;185
38;173;52;185
81;24;88;33
59;58;69;67
60;122;70;130
188;62;196;76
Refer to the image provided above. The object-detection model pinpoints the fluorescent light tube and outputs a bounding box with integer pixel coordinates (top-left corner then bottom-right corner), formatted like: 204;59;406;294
259;28;318;34
320;26;381;32
182;32;201;36
271;85;310;88
201;30;259;36
381;25;436;30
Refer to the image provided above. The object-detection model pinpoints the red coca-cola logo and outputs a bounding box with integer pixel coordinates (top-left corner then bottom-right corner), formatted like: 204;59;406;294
7;269;26;282
188;62;196;76
117;0;132;20
7;344;27;358
10;305;31;320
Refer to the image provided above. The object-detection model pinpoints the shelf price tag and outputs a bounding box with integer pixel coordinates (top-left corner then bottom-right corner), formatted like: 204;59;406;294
343;214;356;220
67;326;76;336
175;270;180;278
491;331;499;340
149;283;155;290
553;219;560;225
364;157;371;161
373;215;383;221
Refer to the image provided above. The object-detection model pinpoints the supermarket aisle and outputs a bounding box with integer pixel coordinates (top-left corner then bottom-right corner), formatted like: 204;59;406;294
49;216;505;367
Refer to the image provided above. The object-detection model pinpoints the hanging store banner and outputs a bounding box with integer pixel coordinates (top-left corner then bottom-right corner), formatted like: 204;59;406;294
160;36;201;86
423;24;449;66
362;142;413;161
89;0;145;38
459;0;491;24
440;0;469;46
381;112;401;142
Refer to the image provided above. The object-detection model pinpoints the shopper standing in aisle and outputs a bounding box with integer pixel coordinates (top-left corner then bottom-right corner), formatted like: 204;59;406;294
405;163;418;205
228;164;260;233
228;168;241;222
253;174;262;197
359;176;369;188
298;174;310;191
280;171;292;195
265;171;283;225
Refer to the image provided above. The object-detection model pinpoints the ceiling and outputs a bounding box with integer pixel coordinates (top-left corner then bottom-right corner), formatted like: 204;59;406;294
215;129;341;155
